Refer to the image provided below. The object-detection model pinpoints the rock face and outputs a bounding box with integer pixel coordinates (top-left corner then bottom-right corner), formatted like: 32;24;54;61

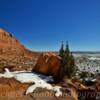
0;28;24;49
0;78;29;97
0;28;40;71
33;52;61;82
0;78;69;100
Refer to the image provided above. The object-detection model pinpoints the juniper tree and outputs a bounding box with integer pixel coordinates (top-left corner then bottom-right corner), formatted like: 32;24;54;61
64;42;75;78
64;41;70;56
58;41;65;81
59;41;64;58
59;41;75;80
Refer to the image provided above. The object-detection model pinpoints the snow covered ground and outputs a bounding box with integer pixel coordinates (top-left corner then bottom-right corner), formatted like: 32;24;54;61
88;57;100;60
75;55;100;74
0;68;62;97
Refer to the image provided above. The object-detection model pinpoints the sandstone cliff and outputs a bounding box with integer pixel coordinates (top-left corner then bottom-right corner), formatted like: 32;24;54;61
0;28;24;50
0;28;40;71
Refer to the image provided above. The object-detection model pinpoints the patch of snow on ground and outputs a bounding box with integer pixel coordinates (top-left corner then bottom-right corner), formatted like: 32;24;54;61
0;68;14;78
88;57;100;60
0;68;62;97
53;86;62;97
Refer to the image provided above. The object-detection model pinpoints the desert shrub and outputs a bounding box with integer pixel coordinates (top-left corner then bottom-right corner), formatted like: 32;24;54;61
79;71;89;79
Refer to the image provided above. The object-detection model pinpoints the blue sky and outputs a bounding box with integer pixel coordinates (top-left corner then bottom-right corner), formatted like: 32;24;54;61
0;0;100;51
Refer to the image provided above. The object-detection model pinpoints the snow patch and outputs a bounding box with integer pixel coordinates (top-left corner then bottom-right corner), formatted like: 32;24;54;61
88;57;100;60
0;68;62;97
53;86;62;97
0;68;14;78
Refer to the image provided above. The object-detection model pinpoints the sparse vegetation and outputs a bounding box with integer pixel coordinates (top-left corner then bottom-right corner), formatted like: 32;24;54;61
79;71;89;79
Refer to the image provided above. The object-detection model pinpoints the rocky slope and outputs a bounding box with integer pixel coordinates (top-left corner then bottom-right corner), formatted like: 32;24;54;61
0;78;76;100
0;28;40;71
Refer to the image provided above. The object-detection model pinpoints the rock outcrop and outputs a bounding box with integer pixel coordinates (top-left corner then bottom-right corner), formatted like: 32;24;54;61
0;77;74;100
0;28;40;71
0;28;24;49
33;52;61;82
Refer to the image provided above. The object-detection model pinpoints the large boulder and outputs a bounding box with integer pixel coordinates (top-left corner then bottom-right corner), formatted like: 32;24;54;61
33;52;62;82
